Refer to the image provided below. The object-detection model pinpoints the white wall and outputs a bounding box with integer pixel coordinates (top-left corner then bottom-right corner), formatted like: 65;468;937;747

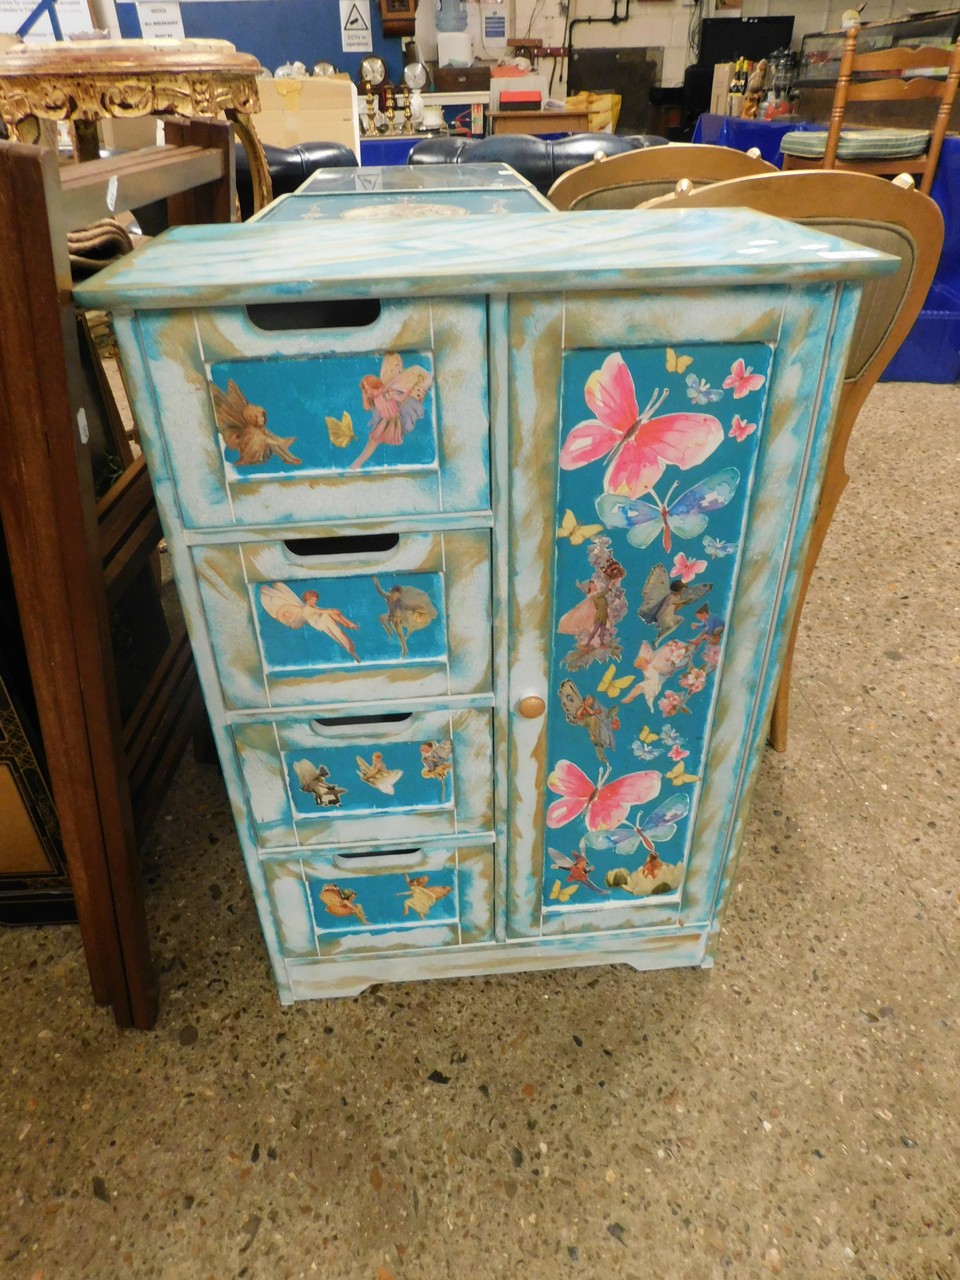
509;0;907;91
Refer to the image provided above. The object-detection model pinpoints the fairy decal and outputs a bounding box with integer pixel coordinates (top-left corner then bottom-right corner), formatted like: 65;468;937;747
558;536;627;671
317;884;367;925
212;380;301;467
349;352;434;470
419;739;454;800
400;874;453;920
293;760;348;808
259;583;361;663
637;564;712;644
558;680;619;764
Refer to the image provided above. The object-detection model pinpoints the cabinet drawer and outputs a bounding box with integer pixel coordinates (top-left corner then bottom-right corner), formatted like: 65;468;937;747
233;707;493;849
264;844;495;959
133;298;490;528
192;529;492;709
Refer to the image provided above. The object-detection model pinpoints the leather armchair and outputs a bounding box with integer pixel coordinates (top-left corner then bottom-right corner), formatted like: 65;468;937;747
235;140;358;219
407;132;669;195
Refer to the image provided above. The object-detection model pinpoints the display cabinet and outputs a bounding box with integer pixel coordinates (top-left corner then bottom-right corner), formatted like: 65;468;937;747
76;207;893;1003
796;10;960;127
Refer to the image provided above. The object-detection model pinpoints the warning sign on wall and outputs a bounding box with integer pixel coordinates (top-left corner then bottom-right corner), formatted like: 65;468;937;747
339;0;372;53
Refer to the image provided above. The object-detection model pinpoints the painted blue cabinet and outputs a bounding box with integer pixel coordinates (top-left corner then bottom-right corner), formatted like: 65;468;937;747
76;206;893;1003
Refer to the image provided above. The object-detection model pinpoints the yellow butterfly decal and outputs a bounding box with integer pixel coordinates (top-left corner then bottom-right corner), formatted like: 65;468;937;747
325;411;355;448
666;762;700;786
597;664;634;699
665;347;694;375
550;879;579;903
557;508;603;547
638;725;659;744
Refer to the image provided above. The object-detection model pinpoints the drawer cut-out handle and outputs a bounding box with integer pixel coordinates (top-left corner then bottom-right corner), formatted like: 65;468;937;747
283;532;400;559
311;711;412;731
246;299;382;332
333;848;422;871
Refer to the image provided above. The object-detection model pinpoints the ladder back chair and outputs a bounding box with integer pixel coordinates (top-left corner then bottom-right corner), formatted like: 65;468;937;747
643;169;944;750
781;26;960;195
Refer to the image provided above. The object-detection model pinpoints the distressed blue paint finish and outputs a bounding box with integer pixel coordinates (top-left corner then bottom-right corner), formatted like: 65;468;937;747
231;706;492;850
264;843;495;960
74;210;893;313
81;192;895;1002
190;530;491;711
131;298;491;529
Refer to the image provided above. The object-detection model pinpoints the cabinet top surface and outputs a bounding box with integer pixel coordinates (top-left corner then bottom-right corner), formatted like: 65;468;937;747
294;164;538;194
75;209;896;311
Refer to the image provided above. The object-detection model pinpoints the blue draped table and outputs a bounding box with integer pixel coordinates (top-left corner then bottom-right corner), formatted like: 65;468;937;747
693;113;960;380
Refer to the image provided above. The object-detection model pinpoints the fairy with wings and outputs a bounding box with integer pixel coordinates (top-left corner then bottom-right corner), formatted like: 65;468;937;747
557;679;619;764
637;564;712;644
349;352;434;471
259;583;361;663
419;739;454;800
211;379;302;468
558;539;628;671
548;844;608;896
293;760;348;808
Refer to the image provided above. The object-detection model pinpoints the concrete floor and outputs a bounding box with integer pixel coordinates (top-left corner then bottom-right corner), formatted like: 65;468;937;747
1;381;958;1280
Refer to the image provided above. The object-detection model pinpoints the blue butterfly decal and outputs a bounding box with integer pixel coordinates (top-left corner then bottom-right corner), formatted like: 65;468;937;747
584;794;691;857
703;536;737;559
686;374;723;405
595;468;741;553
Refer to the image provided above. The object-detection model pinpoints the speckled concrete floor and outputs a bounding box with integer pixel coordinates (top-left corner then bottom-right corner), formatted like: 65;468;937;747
2;382;958;1280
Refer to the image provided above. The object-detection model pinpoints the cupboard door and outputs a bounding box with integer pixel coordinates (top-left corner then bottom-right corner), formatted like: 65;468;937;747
505;285;857;940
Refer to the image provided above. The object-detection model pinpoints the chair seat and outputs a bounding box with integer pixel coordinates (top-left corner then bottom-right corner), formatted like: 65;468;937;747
781;127;931;160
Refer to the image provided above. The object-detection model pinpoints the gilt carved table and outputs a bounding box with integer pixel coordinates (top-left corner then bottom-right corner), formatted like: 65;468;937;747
0;38;272;211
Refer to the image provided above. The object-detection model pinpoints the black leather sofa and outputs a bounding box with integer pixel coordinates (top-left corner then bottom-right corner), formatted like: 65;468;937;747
235;139;358;219
406;132;669;195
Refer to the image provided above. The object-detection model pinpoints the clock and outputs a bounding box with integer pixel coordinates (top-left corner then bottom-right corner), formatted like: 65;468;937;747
379;0;416;38
403;61;428;91
359;55;386;88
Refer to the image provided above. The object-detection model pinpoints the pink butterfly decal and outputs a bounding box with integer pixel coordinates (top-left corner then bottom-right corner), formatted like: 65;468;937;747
546;759;661;831
729;414;757;442
559;353;723;500
723;359;766;400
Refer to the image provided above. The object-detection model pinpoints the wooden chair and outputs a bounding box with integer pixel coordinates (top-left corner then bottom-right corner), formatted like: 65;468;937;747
781;26;960;195
643;170;944;750
546;143;779;210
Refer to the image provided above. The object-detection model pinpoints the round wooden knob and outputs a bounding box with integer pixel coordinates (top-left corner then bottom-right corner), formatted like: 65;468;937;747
518;695;546;719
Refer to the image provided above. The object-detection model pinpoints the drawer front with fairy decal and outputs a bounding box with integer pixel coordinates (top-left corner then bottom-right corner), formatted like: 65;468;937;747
133;297;490;528
192;529;492;709
232;708;494;848
263;844;495;959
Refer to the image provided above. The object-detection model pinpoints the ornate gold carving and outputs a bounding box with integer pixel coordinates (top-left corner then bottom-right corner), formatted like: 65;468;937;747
0;41;272;211
0;68;261;131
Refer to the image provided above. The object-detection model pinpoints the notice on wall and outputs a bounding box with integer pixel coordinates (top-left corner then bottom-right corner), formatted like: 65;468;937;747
0;0;95;39
136;1;184;38
339;0;371;53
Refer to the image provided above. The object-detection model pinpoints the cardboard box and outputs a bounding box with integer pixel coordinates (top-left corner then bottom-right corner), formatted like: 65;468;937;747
255;77;360;157
710;62;735;115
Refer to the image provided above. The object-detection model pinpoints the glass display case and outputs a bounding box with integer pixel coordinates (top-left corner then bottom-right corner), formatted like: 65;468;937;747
797;10;960;88
795;9;960;128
